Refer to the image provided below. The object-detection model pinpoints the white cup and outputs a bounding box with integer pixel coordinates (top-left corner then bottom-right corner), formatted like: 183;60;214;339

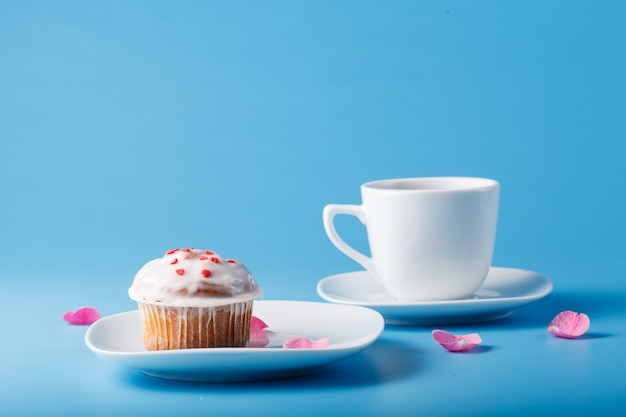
323;177;500;302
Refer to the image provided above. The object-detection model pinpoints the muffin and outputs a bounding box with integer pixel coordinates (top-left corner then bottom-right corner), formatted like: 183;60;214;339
128;248;263;350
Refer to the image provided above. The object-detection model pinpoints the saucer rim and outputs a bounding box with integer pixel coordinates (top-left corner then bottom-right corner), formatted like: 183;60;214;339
316;266;553;307
316;267;553;325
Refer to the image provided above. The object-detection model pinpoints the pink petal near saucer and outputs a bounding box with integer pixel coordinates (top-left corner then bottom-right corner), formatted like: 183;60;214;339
432;329;482;352
283;336;331;349
248;316;270;348
63;307;101;325
547;311;590;339
250;316;268;338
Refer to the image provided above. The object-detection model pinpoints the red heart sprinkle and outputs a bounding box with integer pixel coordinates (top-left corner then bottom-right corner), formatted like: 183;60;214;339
166;249;178;255
210;257;219;263
201;269;211;278
227;259;237;263
170;258;178;265
205;250;214;255
199;255;209;260
175;269;185;275
182;248;191;252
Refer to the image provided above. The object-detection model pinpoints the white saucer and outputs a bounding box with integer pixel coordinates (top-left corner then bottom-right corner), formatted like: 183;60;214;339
317;267;553;325
85;300;384;382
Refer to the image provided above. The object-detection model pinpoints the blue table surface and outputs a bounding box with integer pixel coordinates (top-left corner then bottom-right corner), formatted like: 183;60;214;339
1;1;625;416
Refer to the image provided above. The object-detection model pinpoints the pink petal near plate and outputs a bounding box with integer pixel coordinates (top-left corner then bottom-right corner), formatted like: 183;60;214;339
547;311;590;339
249;316;330;349
63;307;101;325
248;316;270;348
432;329;482;352
283;337;331;349
250;316;269;337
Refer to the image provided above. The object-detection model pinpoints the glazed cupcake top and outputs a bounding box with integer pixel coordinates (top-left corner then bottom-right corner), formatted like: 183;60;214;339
128;248;263;306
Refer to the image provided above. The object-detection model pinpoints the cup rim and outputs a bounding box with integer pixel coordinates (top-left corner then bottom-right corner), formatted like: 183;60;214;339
362;177;499;192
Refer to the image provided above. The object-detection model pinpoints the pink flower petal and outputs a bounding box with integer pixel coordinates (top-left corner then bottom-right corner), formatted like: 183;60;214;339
247;316;331;349
432;329;482;352
283;336;331;349
248;316;270;348
63;307;101;325
250;316;268;338
547;310;590;339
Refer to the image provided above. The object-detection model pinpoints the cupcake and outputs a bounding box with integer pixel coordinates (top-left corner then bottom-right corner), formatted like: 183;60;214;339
128;248;263;350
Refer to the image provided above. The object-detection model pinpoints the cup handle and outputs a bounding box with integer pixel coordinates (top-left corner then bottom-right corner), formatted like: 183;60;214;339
323;204;375;275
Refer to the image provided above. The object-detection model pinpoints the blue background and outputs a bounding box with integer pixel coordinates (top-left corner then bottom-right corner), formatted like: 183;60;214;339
1;1;625;416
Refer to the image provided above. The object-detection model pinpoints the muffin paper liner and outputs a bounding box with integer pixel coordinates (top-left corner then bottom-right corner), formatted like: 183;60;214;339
137;300;254;350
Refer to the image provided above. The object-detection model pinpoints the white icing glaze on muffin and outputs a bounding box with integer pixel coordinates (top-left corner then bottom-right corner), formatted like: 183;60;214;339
128;248;263;306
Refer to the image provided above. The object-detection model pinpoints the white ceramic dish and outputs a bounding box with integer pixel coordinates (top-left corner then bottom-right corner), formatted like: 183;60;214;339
317;267;553;325
85;300;384;382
